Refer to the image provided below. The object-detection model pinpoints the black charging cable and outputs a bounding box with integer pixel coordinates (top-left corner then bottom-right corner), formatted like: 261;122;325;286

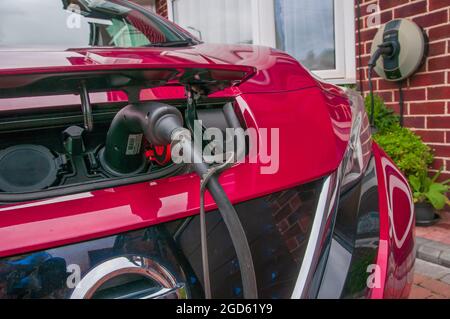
140;102;258;299
100;102;258;298
199;152;235;299
368;43;395;129
367;65;376;128
368;48;382;129
398;81;405;127
172;129;258;299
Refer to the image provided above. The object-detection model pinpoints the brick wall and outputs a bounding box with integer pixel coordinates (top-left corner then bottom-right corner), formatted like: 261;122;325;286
355;0;450;181
155;0;168;17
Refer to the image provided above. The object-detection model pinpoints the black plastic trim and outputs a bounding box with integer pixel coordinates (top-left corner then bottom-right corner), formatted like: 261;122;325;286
0;164;184;204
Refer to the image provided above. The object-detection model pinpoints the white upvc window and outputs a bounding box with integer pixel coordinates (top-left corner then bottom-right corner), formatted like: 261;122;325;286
167;0;355;84
132;0;156;12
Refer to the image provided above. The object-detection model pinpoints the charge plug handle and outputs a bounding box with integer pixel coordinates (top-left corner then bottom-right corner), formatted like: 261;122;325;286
368;42;395;68
99;102;181;176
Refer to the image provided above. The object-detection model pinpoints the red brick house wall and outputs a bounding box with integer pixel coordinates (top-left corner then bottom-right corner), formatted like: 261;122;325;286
155;0;168;17
355;0;450;181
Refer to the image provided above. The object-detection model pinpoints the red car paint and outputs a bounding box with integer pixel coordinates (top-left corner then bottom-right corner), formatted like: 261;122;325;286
370;143;415;299
0;45;324;110
0;46;414;298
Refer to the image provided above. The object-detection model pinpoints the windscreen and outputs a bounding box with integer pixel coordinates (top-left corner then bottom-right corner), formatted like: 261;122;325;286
0;0;185;49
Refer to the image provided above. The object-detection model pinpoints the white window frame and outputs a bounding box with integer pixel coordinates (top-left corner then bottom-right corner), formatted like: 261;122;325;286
167;0;355;84
149;0;156;12
133;0;156;12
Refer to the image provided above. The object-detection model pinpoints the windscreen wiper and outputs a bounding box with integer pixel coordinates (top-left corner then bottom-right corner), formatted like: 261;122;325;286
143;40;195;47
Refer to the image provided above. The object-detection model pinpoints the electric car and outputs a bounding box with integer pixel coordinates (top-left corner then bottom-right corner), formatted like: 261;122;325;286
0;0;415;299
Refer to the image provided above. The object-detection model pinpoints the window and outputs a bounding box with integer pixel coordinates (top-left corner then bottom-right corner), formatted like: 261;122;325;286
168;0;355;84
275;0;336;71
171;0;253;44
130;0;157;12
0;0;184;49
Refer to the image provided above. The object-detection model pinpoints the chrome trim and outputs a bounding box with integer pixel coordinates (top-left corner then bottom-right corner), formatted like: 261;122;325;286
291;169;342;299
70;256;187;299
291;88;373;299
317;239;353;299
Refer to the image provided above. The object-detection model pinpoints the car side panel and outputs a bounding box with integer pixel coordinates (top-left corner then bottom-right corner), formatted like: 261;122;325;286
370;143;415;299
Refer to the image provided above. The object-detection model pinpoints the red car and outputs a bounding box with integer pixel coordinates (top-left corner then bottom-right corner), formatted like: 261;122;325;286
0;0;414;299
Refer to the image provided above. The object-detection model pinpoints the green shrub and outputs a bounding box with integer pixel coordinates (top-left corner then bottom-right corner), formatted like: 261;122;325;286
364;93;449;210
364;94;399;132
373;125;433;179
364;93;434;180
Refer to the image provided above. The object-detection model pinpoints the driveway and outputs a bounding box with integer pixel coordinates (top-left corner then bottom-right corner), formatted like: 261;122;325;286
410;211;450;299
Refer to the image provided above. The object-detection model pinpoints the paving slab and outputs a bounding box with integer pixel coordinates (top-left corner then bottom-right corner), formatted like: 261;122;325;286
441;274;450;285
410;260;450;299
416;236;450;267
414;259;450;280
439;251;450;268
417;244;441;264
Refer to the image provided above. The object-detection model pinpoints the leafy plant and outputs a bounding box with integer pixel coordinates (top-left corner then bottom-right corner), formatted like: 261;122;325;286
373;125;433;179
409;171;450;210
364;94;449;210
365;94;433;179
365;94;400;132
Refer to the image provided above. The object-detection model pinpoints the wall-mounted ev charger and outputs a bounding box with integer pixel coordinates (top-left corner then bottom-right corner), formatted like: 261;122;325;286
367;19;428;127
370;19;427;81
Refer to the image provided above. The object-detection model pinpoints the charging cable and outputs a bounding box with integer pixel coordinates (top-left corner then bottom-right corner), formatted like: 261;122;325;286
199;152;236;299
367;43;395;129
